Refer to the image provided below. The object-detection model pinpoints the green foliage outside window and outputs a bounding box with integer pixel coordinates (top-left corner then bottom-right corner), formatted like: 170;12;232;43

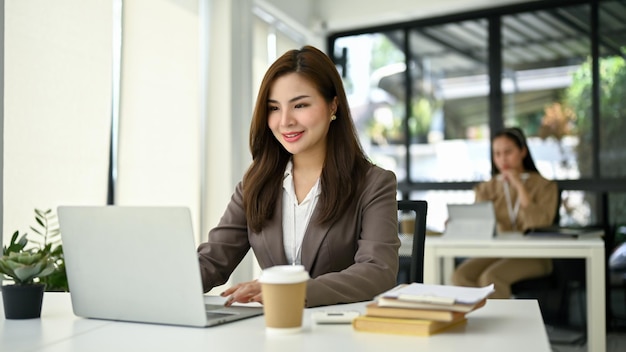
565;50;626;230
566;51;626;178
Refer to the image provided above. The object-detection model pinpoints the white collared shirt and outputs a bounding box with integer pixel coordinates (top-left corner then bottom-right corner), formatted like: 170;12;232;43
282;160;321;265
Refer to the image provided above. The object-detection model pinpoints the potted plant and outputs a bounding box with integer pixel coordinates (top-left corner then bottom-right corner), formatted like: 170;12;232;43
0;231;56;319
29;208;68;292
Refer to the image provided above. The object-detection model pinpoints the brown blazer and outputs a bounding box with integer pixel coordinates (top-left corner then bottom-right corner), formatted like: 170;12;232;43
474;172;558;232
197;165;400;307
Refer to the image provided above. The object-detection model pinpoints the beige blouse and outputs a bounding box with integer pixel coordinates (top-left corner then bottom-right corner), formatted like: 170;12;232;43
474;172;558;232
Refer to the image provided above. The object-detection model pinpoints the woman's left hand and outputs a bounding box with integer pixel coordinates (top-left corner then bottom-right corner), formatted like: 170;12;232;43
221;280;263;306
501;170;530;208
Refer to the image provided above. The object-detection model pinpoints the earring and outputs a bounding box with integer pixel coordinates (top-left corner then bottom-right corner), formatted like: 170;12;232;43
331;114;337;121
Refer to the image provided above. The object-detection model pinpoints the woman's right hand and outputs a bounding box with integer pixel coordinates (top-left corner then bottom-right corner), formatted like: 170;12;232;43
220;280;263;306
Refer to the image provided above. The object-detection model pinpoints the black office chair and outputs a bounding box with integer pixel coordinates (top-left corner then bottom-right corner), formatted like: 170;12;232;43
511;188;588;328
396;200;428;284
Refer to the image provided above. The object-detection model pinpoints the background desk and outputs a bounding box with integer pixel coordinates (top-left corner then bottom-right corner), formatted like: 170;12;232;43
420;233;605;352
1;293;551;352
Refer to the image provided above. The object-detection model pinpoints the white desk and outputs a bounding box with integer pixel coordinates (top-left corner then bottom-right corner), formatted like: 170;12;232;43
420;233;605;352
1;293;551;352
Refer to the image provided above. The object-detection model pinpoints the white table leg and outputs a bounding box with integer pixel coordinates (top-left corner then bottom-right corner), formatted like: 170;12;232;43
423;246;438;284
442;257;455;285
586;246;606;352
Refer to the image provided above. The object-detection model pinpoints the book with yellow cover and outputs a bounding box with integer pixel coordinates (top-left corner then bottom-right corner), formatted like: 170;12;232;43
365;302;469;322
352;315;467;336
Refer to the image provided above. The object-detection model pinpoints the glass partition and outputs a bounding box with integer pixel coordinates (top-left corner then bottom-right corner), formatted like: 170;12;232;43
502;5;591;180
598;0;626;178
329;0;626;228
408;20;490;182
334;32;407;179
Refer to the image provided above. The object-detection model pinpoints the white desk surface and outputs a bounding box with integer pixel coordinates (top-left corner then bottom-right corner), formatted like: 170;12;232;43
1;293;551;352
417;233;605;352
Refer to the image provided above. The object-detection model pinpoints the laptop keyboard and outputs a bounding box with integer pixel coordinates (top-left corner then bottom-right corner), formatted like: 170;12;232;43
205;304;238;319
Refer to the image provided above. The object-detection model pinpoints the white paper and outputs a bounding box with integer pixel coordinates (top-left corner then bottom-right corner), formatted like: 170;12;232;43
383;283;495;305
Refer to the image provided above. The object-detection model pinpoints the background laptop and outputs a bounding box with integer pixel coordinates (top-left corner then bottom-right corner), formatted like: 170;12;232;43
57;205;263;328
443;202;496;239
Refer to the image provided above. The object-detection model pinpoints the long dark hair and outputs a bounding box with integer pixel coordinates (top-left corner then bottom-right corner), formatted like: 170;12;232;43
491;127;540;176
243;45;371;232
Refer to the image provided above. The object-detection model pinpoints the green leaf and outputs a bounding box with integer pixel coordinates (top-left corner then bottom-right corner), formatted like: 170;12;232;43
38;265;56;278
14;265;39;283
0;260;18;277
3;257;22;270
10;231;19;243
4;231;28;254
14;252;41;265
50;246;63;256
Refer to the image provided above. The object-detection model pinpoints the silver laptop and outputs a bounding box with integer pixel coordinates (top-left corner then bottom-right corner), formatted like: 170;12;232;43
57;205;263;328
443;202;496;239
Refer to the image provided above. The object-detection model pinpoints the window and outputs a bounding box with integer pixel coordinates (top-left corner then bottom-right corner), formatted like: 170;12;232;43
502;5;591;180
334;33;406;178
598;1;626;179
329;0;626;229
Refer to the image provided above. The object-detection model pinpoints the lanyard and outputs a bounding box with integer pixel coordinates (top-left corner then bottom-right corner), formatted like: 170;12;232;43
501;173;529;231
502;182;520;231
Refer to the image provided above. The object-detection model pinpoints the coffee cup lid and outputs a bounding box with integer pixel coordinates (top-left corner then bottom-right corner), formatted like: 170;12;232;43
258;265;310;284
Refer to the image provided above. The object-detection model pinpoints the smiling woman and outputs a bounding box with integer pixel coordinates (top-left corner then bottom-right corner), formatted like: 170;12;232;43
197;45;400;308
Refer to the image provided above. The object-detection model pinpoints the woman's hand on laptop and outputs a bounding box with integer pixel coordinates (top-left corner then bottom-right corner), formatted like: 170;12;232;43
221;280;262;306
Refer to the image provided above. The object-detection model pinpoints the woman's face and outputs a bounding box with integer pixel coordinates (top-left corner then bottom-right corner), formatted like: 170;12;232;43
492;135;526;173
267;73;336;159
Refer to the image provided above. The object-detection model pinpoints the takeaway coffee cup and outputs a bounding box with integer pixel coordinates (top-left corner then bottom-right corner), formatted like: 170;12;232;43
258;265;310;334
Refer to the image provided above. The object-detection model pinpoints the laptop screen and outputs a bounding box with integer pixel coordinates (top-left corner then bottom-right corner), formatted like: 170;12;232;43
444;202;496;239
58;206;262;327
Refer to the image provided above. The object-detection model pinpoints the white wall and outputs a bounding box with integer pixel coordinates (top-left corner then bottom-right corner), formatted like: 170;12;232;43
3;0;112;236
117;0;202;236
201;0;257;288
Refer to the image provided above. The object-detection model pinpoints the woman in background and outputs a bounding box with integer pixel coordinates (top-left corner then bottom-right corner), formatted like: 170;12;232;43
197;46;399;307
451;127;558;298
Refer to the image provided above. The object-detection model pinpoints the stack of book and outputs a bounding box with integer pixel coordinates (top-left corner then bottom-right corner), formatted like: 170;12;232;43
352;283;494;336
